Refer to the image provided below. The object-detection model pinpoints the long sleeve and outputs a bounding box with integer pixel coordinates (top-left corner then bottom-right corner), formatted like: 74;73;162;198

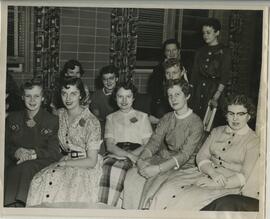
173;116;203;167
143;114;170;155
190;51;200;88
196;128;217;169
5;116;17;163
35;116;62;161
239;136;260;183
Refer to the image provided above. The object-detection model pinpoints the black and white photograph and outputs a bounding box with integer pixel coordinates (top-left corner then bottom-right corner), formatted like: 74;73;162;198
0;1;268;219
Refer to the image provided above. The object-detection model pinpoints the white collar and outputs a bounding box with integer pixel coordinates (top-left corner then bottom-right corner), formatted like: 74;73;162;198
225;124;250;135
102;88;112;96
174;108;192;119
118;108;135;115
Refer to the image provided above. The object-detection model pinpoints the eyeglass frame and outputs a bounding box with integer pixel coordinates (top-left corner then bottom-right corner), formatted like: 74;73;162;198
226;111;248;117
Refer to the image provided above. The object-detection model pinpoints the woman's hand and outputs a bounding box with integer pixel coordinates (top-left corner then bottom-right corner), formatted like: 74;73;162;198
15;148;35;164
196;177;223;189
57;160;66;167
210;172;227;187
139;165;160;179
136;159;150;170
127;153;138;164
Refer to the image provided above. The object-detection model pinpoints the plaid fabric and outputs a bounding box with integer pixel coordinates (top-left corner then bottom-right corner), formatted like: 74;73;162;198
98;157;133;206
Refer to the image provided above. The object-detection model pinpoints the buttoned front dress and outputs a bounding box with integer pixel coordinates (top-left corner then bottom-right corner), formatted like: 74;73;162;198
4;108;62;206
191;44;231;120
123;109;204;209
148;125;259;210
26;108;102;207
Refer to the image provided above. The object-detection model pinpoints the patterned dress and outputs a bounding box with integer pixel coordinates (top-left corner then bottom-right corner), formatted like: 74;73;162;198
26;108;102;207
147;125;259;210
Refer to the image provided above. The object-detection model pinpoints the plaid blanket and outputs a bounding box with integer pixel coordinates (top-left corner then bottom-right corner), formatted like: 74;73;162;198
98;157;133;206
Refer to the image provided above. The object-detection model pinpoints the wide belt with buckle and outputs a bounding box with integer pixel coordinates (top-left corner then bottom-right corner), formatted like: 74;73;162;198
116;142;141;151
61;148;85;158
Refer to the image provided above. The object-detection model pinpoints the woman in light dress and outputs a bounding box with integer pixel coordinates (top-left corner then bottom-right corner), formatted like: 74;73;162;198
98;81;153;207
26;77;102;207
147;94;259;210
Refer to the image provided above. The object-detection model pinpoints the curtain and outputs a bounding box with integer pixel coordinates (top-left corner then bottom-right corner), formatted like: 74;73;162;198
33;7;60;107
110;8;138;83
227;10;242;96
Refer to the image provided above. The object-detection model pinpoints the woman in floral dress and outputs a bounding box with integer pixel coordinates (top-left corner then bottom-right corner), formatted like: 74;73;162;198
26;77;102;207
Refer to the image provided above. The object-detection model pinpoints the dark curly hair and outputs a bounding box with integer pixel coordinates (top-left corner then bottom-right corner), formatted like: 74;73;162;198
60;59;84;79
162;58;184;71
201;18;221;32
59;77;86;105
162;38;181;52
112;81;138;101
222;94;256;119
99;65;119;78
164;78;191;98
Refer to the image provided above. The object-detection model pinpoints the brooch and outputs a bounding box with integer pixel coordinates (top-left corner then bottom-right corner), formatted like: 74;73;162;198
79;118;86;127
130;117;138;123
10;124;20;132
26;119;36;128
41;128;52;135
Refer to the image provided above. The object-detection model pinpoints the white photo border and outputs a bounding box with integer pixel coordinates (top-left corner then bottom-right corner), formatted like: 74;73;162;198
0;1;269;219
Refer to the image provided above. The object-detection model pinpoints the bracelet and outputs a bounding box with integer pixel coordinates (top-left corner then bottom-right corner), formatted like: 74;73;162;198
172;157;180;170
158;164;162;173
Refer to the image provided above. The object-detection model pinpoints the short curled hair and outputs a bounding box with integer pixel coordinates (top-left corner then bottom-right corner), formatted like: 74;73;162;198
60;59;84;79
165;78;191;98
21;77;44;95
222;94;257;118
112;81;138;101
59;77;86;105
99;65;119;78
202;18;221;32
162;58;184;71
162;38;181;52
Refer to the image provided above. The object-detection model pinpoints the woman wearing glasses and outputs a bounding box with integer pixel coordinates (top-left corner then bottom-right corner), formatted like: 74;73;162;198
144;94;259;210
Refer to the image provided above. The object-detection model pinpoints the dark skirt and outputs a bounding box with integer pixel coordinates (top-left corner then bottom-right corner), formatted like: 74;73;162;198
201;194;259;211
4;159;54;206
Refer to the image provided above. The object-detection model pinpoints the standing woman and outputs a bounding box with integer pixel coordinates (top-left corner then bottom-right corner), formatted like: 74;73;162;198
190;18;231;124
4;79;62;207
98;81;153;207
26;77;102;207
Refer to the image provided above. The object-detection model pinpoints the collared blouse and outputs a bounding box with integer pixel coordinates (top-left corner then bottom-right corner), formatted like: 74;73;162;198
196;125;259;187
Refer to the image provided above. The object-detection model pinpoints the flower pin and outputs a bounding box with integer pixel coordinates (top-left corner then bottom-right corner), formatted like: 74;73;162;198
130;117;138;123
11;124;19;132
26;119;36;128
79;118;86;127
41;128;52;135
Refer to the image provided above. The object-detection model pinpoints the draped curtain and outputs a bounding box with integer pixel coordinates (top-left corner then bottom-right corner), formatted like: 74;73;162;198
33;7;60;89
227;11;242;95
110;8;138;83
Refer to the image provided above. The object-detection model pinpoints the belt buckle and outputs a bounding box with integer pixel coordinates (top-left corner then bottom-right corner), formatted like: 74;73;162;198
70;151;78;158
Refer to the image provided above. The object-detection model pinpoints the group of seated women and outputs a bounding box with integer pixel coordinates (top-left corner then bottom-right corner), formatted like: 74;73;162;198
4;71;260;211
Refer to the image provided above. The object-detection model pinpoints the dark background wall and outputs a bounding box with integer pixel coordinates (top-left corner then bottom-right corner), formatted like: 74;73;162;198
7;8;262;103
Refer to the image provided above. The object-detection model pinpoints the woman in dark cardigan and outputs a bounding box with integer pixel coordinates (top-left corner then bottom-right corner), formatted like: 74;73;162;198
4;78;62;207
